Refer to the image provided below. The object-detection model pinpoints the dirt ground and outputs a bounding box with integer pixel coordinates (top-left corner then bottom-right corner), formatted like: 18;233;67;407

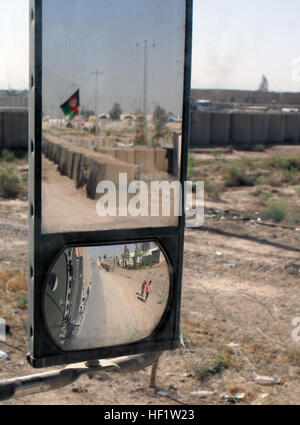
0;145;299;405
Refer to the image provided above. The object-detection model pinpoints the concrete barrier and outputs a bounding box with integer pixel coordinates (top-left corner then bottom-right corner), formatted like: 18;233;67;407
0;109;28;149
94;145;173;173
155;148;169;172
115;148;136;164
190;111;300;147
135;147;156;170
268;114;286;143
251;113;270;144
42;138;141;200
285;114;300;143
189;112;211;147
210;112;230;145
231;113;252;147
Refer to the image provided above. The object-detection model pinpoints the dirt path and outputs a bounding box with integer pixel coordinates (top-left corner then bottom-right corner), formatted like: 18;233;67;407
63;265;167;351
0;143;299;405
42;157;176;233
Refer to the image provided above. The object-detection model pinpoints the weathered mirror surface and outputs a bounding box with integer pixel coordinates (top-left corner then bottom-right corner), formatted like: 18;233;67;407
41;0;186;233
43;242;170;350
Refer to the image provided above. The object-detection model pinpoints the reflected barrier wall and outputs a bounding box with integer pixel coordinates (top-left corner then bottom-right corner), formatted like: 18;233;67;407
189;111;300;148
2;110;300;150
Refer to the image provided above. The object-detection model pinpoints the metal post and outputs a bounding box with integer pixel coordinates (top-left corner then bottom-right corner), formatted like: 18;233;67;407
143;40;148;144
91;69;103;135
149;358;159;388
137;40;155;146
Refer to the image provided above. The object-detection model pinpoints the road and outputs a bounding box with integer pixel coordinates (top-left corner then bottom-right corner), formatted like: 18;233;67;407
62;263;166;351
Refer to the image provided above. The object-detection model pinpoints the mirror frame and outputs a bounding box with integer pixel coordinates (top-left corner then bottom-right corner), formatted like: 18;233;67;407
28;0;193;368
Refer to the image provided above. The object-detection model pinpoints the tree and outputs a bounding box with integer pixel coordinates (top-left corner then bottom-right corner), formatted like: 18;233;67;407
141;242;150;255
81;107;95;120
153;105;167;140
133;244;142;266
109;103;122;120
135;114;147;145
258;75;269;92
121;245;130;267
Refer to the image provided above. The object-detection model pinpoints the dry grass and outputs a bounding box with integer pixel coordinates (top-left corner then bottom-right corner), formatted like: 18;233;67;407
0;270;27;292
282;345;300;366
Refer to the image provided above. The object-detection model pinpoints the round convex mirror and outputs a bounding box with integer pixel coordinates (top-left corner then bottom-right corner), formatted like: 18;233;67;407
43;242;170;350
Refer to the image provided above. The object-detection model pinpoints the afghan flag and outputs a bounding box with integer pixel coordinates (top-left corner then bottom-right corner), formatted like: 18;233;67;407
60;89;80;120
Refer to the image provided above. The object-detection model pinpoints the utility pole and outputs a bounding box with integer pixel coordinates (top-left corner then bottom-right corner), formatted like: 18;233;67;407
90;69;104;135
143;40;148;144
137;40;155;145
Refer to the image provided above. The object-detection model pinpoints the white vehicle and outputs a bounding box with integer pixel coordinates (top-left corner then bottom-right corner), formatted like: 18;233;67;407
195;99;216;112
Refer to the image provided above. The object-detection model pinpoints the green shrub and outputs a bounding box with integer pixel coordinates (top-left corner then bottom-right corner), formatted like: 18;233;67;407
0;149;16;162
259;191;271;203
225;163;254;187
269;155;300;171
240;155;255;168
255;174;270;186
263;200;288;222
134;136;147;146
281;169;295;183
188;354;230;382
188;156;199;178
211;151;224;158
0;169;21;198
253;143;266;152
16;292;27;309
202;180;220;200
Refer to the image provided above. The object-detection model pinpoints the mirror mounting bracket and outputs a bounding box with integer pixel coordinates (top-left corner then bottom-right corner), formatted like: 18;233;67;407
0;351;163;401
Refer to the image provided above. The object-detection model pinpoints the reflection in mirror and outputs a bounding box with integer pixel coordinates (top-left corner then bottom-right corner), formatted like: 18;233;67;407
43;242;170;350
41;0;186;233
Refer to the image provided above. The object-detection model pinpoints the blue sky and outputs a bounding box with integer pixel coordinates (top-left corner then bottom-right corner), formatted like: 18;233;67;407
1;0;300;96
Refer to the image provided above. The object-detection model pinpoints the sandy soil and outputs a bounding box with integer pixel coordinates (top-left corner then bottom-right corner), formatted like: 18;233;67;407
0;146;299;405
42;157;177;233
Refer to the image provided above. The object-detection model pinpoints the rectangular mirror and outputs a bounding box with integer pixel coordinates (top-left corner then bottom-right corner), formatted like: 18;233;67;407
41;0;186;234
28;0;191;368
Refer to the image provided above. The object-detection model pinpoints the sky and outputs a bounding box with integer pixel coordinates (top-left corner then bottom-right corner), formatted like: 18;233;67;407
42;0;185;116
1;1;300;104
89;242;156;260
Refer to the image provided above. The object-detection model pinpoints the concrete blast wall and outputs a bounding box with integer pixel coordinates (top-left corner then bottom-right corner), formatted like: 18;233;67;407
190;111;300;147
210;113;230;145
43;139;141;200
231;113;252;147
251;114;270;144
0;109;28;149
268;114;285;143
43;138;177;200
95;146;174;174
189;112;211;146
285;114;300;143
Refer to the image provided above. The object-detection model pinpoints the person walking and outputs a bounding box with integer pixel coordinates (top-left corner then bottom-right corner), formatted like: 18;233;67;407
141;280;147;297
145;280;152;303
